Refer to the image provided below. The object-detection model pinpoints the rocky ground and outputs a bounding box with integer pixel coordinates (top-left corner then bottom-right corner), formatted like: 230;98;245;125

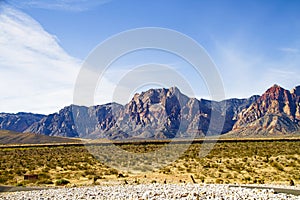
1;184;299;200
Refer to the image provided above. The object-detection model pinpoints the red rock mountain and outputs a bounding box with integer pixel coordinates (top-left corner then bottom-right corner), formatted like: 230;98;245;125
1;85;300;139
232;84;300;136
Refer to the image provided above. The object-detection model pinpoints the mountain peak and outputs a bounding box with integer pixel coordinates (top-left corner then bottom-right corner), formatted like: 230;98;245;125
272;84;281;88
131;86;184;103
2;84;300;139
259;84;290;102
168;86;180;93
266;84;284;93
232;84;300;135
291;85;300;96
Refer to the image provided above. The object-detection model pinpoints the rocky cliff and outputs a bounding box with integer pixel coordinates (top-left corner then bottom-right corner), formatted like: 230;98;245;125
1;85;299;139
25;103;122;138
0;112;45;132
23;87;258;139
231;84;300;136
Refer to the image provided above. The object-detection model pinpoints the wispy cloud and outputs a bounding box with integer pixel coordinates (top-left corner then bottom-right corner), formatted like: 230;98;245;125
212;40;264;98
0;4;81;114
212;38;300;99
278;47;299;54
8;0;111;12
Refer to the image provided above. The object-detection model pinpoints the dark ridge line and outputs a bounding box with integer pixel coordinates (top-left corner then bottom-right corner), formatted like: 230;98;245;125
1;137;300;149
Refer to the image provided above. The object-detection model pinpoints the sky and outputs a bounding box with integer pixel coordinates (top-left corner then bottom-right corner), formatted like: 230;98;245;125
1;0;300;114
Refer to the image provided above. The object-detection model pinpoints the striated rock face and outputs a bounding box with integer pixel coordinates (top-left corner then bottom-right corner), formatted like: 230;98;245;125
221;95;260;133
232;84;300;136
3;85;300;139
25;103;122;138
25;105;81;137
23;87;258;139
0;112;45;132
111;87;202;139
291;85;300;120
80;87;258;139
24;87;211;139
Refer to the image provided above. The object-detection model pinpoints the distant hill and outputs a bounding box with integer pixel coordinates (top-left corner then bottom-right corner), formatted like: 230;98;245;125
0;84;299;140
0;130;80;145
0;112;45;132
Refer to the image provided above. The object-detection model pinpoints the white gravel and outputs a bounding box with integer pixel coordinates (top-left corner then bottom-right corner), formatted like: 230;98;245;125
1;184;299;200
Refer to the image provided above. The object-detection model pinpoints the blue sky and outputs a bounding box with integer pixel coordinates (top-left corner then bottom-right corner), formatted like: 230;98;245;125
1;0;300;114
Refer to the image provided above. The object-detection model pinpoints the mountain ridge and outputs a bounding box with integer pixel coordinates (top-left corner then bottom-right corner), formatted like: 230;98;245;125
231;84;300;136
1;84;300;139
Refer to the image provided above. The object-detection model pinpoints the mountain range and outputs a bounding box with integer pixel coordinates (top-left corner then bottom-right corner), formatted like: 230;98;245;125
1;84;299;140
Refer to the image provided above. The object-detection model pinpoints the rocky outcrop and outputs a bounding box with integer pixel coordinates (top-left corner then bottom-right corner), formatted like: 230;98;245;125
291;85;300;120
220;95;260;133
25;103;122;138
23;87;259;139
232;84;300;136
0;112;45;132
2;85;299;139
109;87;209;139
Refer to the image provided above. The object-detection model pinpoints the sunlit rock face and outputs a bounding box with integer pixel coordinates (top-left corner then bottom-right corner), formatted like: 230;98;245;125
232;85;300;136
2;85;300;139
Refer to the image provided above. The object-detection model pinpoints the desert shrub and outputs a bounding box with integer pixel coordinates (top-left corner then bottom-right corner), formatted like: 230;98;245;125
41;167;50;173
16;182;25;187
198;176;205;183
270;160;284;171
0;141;299;186
84;169;96;176
55;179;70;186
15;168;26;176
225;173;233;179
117;173;128;178
162;168;171;174
258;179;265;184
93;175;103;182
0;176;8;184
215;178;223;184
104;168;118;175
177;166;185;171
186;168;192;173
218;168;224;173
39;173;51;179
37;179;53;184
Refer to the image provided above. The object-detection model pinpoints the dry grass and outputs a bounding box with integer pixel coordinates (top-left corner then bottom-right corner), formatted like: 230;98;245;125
0;141;299;186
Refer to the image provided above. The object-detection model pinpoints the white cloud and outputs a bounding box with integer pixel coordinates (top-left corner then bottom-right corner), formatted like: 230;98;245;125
212;41;265;98
0;4;81;114
264;55;300;90
212;39;300;99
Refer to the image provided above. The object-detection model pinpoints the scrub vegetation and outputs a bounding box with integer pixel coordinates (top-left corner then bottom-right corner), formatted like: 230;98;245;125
0;141;299;186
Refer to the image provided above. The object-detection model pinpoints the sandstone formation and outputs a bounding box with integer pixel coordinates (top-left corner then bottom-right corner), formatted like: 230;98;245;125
1;85;299;139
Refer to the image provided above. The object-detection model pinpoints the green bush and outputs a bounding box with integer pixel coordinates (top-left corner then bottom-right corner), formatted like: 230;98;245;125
0;176;8;184
16;182;24;187
55;179;70;186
